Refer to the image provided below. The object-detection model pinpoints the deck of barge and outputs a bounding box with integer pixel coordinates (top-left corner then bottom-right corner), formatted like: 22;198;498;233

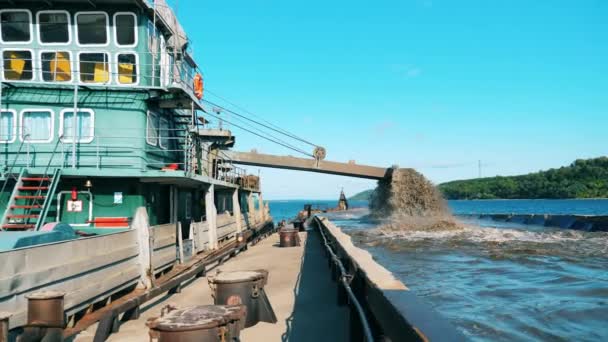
75;230;349;341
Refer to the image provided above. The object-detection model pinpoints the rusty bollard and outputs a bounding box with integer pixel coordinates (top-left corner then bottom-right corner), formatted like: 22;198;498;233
208;270;277;328
0;312;10;342
26;291;66;329
147;305;247;342
279;229;299;247
19;291;65;342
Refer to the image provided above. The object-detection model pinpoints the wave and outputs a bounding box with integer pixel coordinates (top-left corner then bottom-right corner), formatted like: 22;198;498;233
351;220;608;259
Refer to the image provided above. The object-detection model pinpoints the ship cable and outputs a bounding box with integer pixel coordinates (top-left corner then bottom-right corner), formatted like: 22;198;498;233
204;90;318;147
202;98;317;153
203;110;314;158
202;101;312;157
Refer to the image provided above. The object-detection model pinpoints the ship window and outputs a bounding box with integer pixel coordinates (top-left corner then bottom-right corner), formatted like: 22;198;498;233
159;117;170;149
0;110;16;143
79;52;110;83
117;53;138;84
60;109;94;143
146;111;159;146
0;10;32;43
2;50;33;81
114;13;137;47
21;110;54;143
76;12;108;45
38;11;70;44
41;51;72;82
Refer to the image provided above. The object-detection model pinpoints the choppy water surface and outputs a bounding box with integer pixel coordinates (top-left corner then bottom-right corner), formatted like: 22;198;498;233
324;202;608;342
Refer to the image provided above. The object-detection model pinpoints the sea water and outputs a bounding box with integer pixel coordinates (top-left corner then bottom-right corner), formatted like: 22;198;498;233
269;199;608;341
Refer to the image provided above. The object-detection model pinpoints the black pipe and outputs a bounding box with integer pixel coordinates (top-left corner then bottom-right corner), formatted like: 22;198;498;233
315;218;374;342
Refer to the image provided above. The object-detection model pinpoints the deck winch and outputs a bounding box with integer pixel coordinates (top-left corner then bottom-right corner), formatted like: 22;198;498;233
208;270;277;328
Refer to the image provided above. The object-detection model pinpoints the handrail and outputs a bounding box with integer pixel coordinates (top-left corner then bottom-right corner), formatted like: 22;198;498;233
0;134;30;205
316;218;374;342
30;135;64;229
0;134;257;190
35;168;61;231
1;52;200;94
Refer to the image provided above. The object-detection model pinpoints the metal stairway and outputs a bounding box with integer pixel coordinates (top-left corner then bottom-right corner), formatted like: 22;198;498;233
1;169;61;231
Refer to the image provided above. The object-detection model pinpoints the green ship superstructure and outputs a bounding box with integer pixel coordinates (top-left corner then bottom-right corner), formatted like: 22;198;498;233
0;0;271;331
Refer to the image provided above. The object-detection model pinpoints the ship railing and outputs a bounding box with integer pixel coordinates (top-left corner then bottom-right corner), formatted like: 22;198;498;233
0;49;201;99
0;130;257;190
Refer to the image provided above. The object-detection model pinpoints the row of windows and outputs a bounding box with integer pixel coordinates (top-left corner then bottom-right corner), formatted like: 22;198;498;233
2;50;138;84
0;109;173;149
0;109;94;144
0;10;137;47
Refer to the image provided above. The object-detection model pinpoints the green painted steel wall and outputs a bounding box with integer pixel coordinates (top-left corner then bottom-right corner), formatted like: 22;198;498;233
0;88;182;173
0;4;185;175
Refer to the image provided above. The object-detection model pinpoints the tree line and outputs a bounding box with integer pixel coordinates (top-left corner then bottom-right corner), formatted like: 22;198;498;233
438;157;608;199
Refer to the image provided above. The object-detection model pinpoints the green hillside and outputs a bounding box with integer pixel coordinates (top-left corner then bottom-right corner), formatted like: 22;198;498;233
350;189;373;201
438;157;608;199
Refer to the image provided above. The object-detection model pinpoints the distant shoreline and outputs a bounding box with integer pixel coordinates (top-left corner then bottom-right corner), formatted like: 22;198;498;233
449;198;608;201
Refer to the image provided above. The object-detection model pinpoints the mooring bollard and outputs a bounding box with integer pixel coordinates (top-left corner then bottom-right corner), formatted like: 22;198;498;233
20;291;65;342
147;305;247;342
26;291;66;328
0;312;11;342
208;270;277;328
279;229;299;247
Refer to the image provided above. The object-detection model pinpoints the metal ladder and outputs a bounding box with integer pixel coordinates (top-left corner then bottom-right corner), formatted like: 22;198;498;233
1;137;64;231
1;168;61;231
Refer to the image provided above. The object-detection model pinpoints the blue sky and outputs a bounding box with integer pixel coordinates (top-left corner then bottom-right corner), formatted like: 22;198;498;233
175;0;607;199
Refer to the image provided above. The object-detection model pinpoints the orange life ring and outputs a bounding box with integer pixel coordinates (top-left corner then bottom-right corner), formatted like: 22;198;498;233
193;73;203;99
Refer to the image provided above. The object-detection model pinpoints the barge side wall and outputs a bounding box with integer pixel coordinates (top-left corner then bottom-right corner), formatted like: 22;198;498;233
314;216;466;342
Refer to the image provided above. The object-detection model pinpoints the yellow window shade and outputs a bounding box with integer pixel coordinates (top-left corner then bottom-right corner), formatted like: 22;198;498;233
5;51;27;80
93;63;109;83
49;52;71;81
118;63;134;84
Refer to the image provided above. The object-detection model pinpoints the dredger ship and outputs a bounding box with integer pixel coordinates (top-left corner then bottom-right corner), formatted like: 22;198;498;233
0;1;465;341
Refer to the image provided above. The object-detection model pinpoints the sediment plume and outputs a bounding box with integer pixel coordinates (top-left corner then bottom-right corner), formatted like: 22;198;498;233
369;167;461;232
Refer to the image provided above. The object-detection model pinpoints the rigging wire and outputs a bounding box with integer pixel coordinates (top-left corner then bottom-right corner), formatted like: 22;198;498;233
202;92;318;147
203;110;314;158
203;89;310;142
204;90;299;139
201;102;310;157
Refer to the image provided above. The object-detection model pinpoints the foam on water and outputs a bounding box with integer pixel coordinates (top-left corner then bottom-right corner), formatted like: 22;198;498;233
356;223;608;258
323;201;608;341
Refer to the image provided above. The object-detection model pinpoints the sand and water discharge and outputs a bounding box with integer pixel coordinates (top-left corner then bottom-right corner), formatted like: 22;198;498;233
359;167;607;258
368;167;461;233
